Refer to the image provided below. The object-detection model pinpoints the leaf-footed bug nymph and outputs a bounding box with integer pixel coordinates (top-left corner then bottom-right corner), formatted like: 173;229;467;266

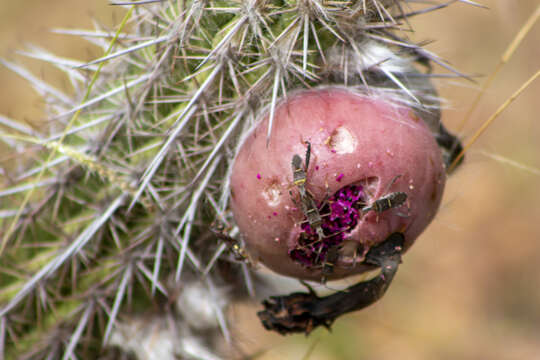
290;141;326;241
361;175;408;215
210;223;251;265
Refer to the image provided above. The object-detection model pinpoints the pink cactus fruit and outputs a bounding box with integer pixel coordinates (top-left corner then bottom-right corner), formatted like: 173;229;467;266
230;87;445;281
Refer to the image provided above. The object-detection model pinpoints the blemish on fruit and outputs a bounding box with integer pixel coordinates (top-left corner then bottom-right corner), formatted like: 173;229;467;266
257;173;262;179
336;173;344;182
262;180;282;206
327;126;357;154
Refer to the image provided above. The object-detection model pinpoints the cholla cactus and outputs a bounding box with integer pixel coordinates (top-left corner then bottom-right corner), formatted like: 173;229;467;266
0;1;476;358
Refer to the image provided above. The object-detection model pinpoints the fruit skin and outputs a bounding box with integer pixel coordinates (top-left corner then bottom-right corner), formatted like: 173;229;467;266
230;87;445;281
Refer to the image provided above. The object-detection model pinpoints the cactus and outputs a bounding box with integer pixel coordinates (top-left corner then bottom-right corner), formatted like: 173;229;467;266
0;1;480;358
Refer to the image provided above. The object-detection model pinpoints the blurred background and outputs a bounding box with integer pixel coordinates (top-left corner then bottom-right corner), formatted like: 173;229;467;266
1;1;539;359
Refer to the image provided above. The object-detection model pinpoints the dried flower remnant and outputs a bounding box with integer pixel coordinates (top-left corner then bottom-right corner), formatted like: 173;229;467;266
258;232;405;335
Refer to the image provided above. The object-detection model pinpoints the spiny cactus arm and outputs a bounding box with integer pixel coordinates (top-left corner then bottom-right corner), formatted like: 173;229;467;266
0;132;151;208
175;155;222;281
0;195;126;318
189;109;245;188
129;64;222;210
3;298;87;358
0;7;135;260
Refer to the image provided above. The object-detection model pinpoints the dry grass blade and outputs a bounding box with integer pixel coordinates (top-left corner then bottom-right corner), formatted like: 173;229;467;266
301;338;320;360
457;4;540;131
449;69;540;172
478;150;540;176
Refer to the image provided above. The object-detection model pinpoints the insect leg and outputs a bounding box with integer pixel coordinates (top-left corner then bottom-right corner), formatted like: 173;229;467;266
304;141;311;171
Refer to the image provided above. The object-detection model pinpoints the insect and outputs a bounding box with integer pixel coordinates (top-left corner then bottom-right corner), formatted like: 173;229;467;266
291;141;311;197
361;191;408;213
320;245;340;283
299;194;326;240
361;175;408;214
290;141;326;240
210;223;251;264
